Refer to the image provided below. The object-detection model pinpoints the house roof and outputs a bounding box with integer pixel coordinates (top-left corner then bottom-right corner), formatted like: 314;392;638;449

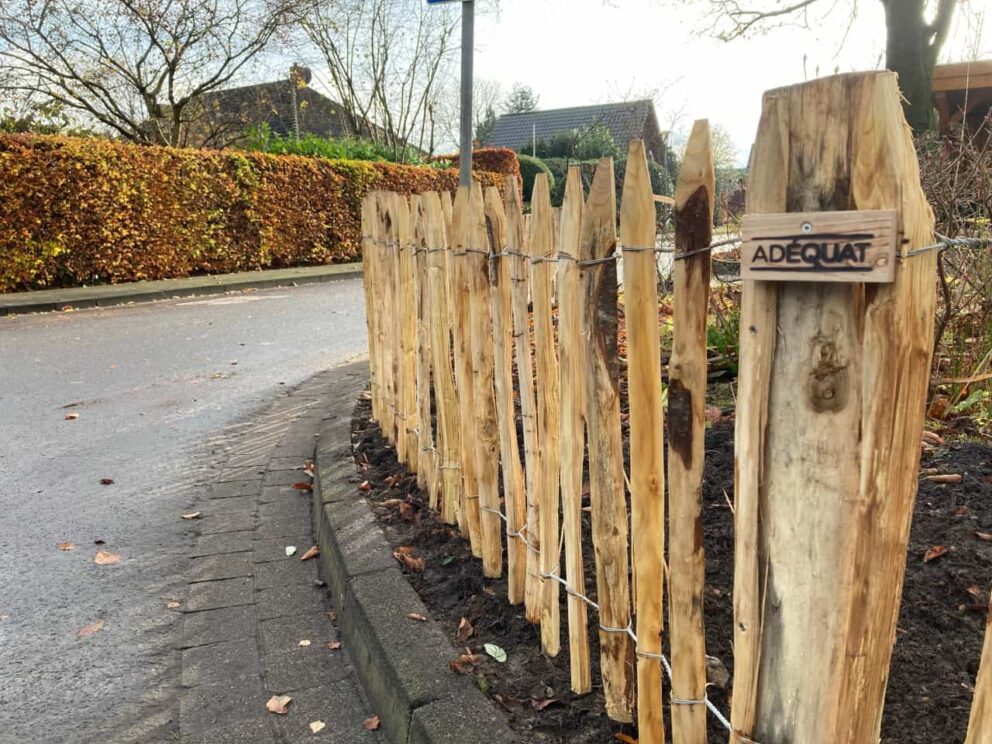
484;99;659;151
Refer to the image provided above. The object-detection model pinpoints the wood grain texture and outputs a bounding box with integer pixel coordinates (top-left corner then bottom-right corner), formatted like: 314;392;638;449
393;193;419;467
411;195;439;505
505;177;543;624
422;192;462;527
360;195;381;425
667;120;713;744
966;598;992;744
530;175;562;655
580;157;634;722
620;140;666;744
731;71;937;744
557;166;592;692
451;186;483;556
468;185;503;578
485;186;527;603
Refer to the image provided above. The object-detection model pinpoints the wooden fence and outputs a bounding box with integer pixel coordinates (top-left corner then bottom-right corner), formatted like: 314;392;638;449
360;71;992;743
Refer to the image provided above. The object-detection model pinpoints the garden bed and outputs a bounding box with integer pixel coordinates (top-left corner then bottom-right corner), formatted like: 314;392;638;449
352;395;991;743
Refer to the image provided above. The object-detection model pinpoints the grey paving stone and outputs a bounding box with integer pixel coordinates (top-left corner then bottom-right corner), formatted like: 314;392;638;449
210;481;263;500
189;553;252;583
204;496;257;515
253;557;319;589
191;531;255;558
259;615;336;656
181;718;274;744
276;682;381;743
179;674;267;736
259;485;299;504
200;512;258;535
255;584;325;621
259;499;311;523
252;536;312;563
267;457;310;471
213;467;265;484
186;577;253;612
255;511;311;539
263;470;310;487
183;638;261;686
182;606;256;649
262;648;352;692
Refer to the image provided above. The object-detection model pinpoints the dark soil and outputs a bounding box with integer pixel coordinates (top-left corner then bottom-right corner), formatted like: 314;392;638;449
352;397;991;743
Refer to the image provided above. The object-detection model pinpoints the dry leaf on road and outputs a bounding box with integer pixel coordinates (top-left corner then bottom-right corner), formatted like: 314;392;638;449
57;542;74;551
407;613;427;622
358;480;372;491
64;413;79;421
362;715;380;731
181;512;202;520
94;549;121;565
99;478;114;485
265;695;292;715
531;697;560;711
285;546;297;557
393;546;425;572
923;545;950;563
292;482;313;492
309;721;326;734
448;653;482;674
166;601;181;609
77;620;104;638
300;546;319;561
925;473;962;484
456;617;474;642
327;611;337;622
326;641;342;650
299;639;311;647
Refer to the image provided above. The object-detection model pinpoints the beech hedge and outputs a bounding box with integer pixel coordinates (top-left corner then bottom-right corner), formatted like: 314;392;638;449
0;134;508;292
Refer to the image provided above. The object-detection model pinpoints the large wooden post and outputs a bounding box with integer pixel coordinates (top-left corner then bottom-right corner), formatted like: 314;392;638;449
620;140;666;744
530;175;562;655
557;166;592;693
668;120;713;744
484;186;527;604
731;71;937;744
580;158;634;723
966;597;992;743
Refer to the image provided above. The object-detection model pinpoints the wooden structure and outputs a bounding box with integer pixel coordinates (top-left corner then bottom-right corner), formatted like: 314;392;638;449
933;60;992;137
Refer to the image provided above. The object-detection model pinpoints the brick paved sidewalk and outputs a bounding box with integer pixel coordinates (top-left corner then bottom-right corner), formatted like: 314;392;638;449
177;364;379;743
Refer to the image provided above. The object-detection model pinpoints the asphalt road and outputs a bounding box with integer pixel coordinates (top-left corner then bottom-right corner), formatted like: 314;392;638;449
0;280;368;743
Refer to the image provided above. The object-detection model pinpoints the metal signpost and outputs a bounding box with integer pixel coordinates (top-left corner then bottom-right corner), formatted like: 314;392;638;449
428;0;474;187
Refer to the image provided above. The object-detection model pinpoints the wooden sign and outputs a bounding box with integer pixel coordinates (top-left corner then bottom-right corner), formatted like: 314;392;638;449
741;210;898;283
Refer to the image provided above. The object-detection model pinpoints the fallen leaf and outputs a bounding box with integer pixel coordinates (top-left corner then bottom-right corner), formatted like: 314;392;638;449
309;721;326;734
303;461;315;477
358;390;372;401
57;542;74;551
327;611;337;622
398;502;416;521
955;505;970;516
393;546;425;572
456;617;474;642
407;613;428;622
484;643;507;663
181;512;202;520
94;549;121;565
358;480;372;491
924;545;950;563
362;715;380;731
266;695;292;715
704;406;723;425
326;641;342;650
77;619;104;638
300;545;320;561
976;532;992;542
99;478;114;486
285;546;297;557
292;482;313;492
926;473;962;484
929;397;950;420
449;653;482;674
299;639;311;647
921;430;944;446
0;614;7;621
166;601;181;609
614;735;638;744
967;585;983;597
93;539;105;545
530;697;560;711
64;413;79;421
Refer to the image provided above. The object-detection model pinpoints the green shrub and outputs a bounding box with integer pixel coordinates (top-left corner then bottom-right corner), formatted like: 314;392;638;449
518;154;554;202
0;134;506;292
244;124;430;166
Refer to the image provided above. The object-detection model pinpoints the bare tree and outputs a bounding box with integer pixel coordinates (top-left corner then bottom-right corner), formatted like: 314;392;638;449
678;0;962;132
302;0;458;159
435;77;504;150
0;0;310;146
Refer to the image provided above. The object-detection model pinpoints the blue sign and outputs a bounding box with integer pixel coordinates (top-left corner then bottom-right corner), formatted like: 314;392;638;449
426;0;461;4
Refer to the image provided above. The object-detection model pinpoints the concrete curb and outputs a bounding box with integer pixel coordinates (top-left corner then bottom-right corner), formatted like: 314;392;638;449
312;363;516;744
0;263;363;316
